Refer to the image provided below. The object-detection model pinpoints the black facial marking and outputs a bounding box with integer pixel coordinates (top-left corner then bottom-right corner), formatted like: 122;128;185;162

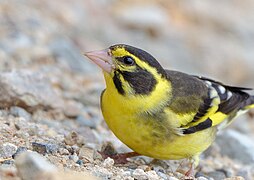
110;44;166;77
113;72;125;95
120;68;157;95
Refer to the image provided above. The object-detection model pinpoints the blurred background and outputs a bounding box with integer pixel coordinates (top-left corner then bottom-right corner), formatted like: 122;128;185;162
1;0;254;84
1;0;254;179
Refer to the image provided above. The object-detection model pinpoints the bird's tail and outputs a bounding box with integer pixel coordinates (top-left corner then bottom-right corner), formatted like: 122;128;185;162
245;96;254;109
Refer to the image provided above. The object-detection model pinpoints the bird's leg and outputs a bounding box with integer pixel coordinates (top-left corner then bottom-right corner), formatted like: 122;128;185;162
98;151;140;164
184;163;194;177
185;155;199;178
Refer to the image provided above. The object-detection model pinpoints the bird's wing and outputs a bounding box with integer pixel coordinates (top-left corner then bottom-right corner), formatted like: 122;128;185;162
165;70;252;135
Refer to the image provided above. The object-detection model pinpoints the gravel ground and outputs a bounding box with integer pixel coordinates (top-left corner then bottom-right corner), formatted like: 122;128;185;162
0;0;254;179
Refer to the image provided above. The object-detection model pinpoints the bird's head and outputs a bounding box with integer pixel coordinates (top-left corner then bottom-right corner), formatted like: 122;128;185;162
85;44;167;95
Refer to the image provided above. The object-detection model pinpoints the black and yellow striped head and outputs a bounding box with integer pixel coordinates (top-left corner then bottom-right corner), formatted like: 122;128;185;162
85;44;166;95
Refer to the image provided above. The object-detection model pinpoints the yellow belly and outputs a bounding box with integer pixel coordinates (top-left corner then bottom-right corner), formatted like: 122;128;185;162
101;91;217;160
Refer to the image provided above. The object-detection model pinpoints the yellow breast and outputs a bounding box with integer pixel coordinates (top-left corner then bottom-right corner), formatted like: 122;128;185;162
101;73;216;160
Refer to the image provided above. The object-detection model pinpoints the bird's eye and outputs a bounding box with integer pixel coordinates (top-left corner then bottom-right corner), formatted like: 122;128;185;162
123;56;134;65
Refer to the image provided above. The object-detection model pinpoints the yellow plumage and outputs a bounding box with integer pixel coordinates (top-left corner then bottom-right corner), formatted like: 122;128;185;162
85;44;254;175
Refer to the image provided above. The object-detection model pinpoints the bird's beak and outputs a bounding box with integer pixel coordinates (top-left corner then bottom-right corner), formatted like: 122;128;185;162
84;49;114;73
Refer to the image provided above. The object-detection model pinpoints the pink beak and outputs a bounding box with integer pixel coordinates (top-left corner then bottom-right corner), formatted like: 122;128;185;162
84;49;114;73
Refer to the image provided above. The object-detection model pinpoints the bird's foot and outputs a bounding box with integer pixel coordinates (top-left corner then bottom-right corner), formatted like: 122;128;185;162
184;167;194;178
98;151;140;164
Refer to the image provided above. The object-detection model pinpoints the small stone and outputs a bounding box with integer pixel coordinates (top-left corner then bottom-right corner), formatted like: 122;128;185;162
12;147;28;159
138;165;151;171
147;170;160;180
76;159;83;166
92;165;113;179
207;170;227;180
14;117;30;130
195;172;210;179
58;148;69;155
197;177;209;180
69;153;79;163
168;176;179;180
157;172;170;180
120;170;132;177
0;70;63;110
100;142;118;157
15;131;29;139
0;110;8;117
103;157;114;168
152;166;166;174
10;106;31;121
78;146;94;163
224;177;245;180
132;169;148;180
32;142;58;155
64;131;79;146
15;151;57;180
2;159;15;165
63;101;83;118
0;143;17;158
236;168;251;180
71;145;80;153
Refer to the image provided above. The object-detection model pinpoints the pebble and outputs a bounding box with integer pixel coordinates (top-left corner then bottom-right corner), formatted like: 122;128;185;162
15;151;57;180
12;147;28;159
2;159;15;165
14;117;31;130
132;169;148;180
197;177;209;180
236;168;252;180
69;153;79;163
0;110;8;117
0;70;64;110
15;131;30;139
168;176;179;180
195;172;211;180
64;131;79;146
216;129;254;164
10;106;31;121
100;142;118;157
58;148;69;155
120;170;132;177
63;100;84;118
76;159;83;166
157;171;170;180
207;170;227;180
78;146;94;163
103;157;114;168
32;142;59;155
92;165;113;179
0;143;17;158
224;177;245;180
146;170;160;180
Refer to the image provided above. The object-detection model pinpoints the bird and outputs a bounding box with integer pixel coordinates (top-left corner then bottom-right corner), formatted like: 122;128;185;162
84;44;254;176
